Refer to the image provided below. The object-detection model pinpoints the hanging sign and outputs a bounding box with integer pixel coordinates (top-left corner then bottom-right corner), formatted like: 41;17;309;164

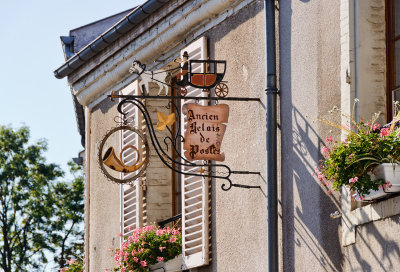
182;103;229;161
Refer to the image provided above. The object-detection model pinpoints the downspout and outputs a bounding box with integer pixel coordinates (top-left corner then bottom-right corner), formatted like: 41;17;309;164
265;0;278;272
354;0;360;122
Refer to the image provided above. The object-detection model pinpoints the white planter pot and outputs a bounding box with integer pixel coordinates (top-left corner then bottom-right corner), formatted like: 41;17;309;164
149;255;182;272
357;163;400;201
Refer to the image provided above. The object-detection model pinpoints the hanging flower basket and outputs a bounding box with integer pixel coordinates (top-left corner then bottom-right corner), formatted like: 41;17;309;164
355;163;400;201
149;254;182;271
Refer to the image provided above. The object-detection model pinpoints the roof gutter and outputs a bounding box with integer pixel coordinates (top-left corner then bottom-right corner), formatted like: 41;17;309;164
54;0;170;79
71;0;239;107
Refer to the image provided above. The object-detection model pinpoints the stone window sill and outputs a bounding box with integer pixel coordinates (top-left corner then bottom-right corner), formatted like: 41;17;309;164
342;194;400;246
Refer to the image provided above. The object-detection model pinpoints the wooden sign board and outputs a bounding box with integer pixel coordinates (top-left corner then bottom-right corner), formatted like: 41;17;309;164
183;103;229;161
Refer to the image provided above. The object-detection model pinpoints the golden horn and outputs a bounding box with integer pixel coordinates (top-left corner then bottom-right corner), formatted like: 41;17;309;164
103;146;145;173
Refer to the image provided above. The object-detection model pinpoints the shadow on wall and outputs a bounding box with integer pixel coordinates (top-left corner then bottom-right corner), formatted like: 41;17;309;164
344;215;400;271
279;0;343;271
279;0;400;271
281;106;342;272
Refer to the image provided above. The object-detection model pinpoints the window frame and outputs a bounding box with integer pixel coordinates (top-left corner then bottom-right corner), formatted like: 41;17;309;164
386;0;400;121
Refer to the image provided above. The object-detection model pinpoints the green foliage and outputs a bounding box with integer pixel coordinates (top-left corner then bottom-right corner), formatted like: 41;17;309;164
112;226;182;272
318;120;400;197
49;161;84;268
0;126;63;271
0;125;85;272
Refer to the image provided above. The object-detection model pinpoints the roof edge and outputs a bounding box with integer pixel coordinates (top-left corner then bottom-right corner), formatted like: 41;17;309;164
54;0;169;79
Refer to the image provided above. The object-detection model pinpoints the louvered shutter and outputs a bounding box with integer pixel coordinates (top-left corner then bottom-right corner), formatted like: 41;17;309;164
120;81;144;239
180;37;210;269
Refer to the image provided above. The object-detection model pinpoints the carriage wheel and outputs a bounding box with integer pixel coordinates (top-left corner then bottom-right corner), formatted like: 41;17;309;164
178;87;187;96
215;83;229;97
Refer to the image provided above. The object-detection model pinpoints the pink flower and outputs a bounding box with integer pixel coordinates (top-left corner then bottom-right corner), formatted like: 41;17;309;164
326;136;333;142
383;182;392;190
69;259;75;264
159;246;166;252
140;260;147;267
380;127;390;137
118;232;122;237
169;236;177;243
157;256;164;262
321;146;329;155
349;177;358;184
133;257;139;263
373;123;381;131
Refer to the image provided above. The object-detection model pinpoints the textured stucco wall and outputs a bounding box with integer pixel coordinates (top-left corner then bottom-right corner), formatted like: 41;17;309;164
344;214;400;271
279;0;343;271
197;2;268;271
88;99;121;271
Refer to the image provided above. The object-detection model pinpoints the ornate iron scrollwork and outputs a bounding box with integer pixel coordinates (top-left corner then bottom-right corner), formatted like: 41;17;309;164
109;96;260;191
117;97;239;191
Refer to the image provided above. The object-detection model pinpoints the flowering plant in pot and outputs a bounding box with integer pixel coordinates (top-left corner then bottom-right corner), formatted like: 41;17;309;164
111;225;182;272
317;106;400;200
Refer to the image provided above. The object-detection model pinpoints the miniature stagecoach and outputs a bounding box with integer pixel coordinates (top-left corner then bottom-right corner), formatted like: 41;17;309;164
175;56;229;98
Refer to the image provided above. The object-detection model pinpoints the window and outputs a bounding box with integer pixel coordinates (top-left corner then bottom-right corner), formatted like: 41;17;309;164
117;38;212;268
387;0;400;119
340;0;400;246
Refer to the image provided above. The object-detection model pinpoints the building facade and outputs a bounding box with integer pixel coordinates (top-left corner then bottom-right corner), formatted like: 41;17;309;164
55;0;400;271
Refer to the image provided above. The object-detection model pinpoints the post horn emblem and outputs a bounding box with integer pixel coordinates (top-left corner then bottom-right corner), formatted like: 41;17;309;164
98;125;150;184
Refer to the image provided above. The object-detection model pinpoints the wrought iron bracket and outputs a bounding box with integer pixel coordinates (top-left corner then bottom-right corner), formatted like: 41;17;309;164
109;94;261;191
110;94;261;102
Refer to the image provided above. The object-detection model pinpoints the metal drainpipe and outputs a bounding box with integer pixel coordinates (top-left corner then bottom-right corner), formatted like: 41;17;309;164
265;0;278;272
354;0;360;122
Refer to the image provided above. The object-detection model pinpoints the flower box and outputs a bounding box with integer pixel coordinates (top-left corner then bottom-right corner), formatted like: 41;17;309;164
356;163;400;201
111;225;182;272
149;254;182;272
317;105;400;200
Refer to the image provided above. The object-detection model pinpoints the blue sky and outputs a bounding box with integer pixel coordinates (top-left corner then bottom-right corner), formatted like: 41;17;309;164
0;0;144;177
0;1;144;269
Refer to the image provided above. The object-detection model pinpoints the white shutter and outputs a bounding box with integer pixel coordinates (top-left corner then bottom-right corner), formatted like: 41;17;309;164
120;81;144;239
180;37;210;269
